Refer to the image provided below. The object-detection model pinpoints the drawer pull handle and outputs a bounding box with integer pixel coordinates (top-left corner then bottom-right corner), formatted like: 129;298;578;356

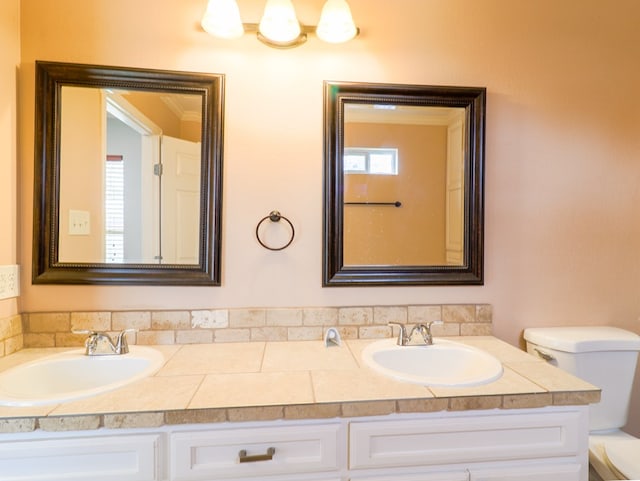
238;447;276;463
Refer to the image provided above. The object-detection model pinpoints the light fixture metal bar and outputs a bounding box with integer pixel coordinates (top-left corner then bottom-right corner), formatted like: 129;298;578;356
243;22;310;49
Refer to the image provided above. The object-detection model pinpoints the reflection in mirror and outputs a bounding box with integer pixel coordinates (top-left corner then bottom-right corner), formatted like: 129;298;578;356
323;81;485;286
59;87;203;265
33;61;224;285
343;104;466;266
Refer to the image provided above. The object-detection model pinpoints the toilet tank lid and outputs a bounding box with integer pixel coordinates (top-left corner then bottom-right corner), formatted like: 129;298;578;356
523;326;640;353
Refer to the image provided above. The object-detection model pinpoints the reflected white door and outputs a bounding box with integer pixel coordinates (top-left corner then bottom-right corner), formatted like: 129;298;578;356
158;136;201;264
445;113;465;265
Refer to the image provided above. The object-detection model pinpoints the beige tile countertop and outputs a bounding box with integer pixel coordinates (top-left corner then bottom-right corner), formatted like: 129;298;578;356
0;336;600;433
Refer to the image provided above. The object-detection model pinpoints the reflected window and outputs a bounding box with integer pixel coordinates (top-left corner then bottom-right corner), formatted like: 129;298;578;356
105;155;124;263
344;148;398;175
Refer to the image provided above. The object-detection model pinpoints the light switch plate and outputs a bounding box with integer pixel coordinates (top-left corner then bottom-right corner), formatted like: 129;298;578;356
69;209;91;235
0;265;19;300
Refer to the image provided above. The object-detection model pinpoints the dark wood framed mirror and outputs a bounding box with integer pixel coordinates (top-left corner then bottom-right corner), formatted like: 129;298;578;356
323;81;485;286
33;61;224;285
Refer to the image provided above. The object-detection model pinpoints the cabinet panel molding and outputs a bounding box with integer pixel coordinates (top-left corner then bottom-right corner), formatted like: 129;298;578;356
171;422;343;480
0;433;161;481
349;409;586;470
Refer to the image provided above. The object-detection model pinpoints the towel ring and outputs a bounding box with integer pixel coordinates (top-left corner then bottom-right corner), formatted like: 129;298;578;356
256;210;295;251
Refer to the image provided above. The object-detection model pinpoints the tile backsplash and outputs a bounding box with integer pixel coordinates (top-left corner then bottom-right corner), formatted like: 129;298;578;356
20;304;492;348
0;314;23;357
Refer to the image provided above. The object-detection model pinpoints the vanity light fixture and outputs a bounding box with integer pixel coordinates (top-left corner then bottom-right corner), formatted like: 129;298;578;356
258;0;302;44
201;0;359;48
201;0;245;39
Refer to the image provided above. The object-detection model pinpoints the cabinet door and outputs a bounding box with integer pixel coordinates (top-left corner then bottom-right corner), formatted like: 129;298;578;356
0;433;161;481
349;410;583;470
469;463;582;481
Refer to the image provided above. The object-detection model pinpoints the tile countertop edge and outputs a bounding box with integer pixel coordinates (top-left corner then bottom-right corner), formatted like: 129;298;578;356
0;337;601;434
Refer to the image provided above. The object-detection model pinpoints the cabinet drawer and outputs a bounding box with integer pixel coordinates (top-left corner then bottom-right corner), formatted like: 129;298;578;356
171;422;342;480
351;472;468;481
0;433;161;481
350;410;584;470
469;463;582;480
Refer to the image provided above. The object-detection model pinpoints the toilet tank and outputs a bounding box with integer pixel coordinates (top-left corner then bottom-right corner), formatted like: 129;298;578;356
524;326;640;432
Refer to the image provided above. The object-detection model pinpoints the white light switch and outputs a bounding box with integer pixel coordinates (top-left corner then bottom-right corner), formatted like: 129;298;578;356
69;210;91;235
0;265;19;300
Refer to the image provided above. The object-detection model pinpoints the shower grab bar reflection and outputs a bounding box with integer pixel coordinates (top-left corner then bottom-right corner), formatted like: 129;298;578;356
344;201;402;207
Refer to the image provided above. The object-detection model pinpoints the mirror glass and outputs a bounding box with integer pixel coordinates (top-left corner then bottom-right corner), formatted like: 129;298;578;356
33;61;224;285
59;87;203;265
323;81;485;286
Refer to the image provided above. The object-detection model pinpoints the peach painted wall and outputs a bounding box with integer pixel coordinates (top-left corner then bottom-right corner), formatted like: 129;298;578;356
0;0;20;320
58;87;105;262
17;1;640;429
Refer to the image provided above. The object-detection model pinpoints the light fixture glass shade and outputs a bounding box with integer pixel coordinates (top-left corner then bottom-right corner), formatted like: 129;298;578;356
201;0;244;39
316;0;357;43
259;0;301;43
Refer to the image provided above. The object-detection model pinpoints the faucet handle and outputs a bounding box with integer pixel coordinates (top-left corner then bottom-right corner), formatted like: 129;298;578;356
72;329;95;335
427;320;443;339
115;329;138;354
423;320;443;337
388;322;408;346
426;320;443;330
72;329;105;343
411;320;443;345
118;328;138;337
72;330;112;342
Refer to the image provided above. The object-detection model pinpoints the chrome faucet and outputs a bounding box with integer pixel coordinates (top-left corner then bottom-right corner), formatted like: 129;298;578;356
73;329;136;355
388;321;442;346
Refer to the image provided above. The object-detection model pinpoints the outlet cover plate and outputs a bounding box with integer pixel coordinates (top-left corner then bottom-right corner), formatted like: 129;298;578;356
0;265;19;300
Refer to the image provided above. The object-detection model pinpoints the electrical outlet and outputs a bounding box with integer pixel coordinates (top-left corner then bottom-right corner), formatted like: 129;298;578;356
0;265;19;300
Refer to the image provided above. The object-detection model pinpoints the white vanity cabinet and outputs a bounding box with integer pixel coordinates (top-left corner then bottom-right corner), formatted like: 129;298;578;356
0;406;589;481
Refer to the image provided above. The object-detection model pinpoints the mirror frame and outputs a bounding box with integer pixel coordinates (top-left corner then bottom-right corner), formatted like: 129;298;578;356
323;81;485;286
33;61;224;285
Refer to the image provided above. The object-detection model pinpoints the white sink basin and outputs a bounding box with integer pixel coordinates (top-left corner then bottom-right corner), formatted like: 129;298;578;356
362;338;503;387
0;346;165;406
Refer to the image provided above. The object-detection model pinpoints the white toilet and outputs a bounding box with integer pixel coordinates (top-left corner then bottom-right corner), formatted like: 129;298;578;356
524;326;640;481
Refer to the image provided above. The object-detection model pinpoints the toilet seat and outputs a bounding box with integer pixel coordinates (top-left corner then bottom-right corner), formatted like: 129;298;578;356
589;432;640;481
603;438;640;480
